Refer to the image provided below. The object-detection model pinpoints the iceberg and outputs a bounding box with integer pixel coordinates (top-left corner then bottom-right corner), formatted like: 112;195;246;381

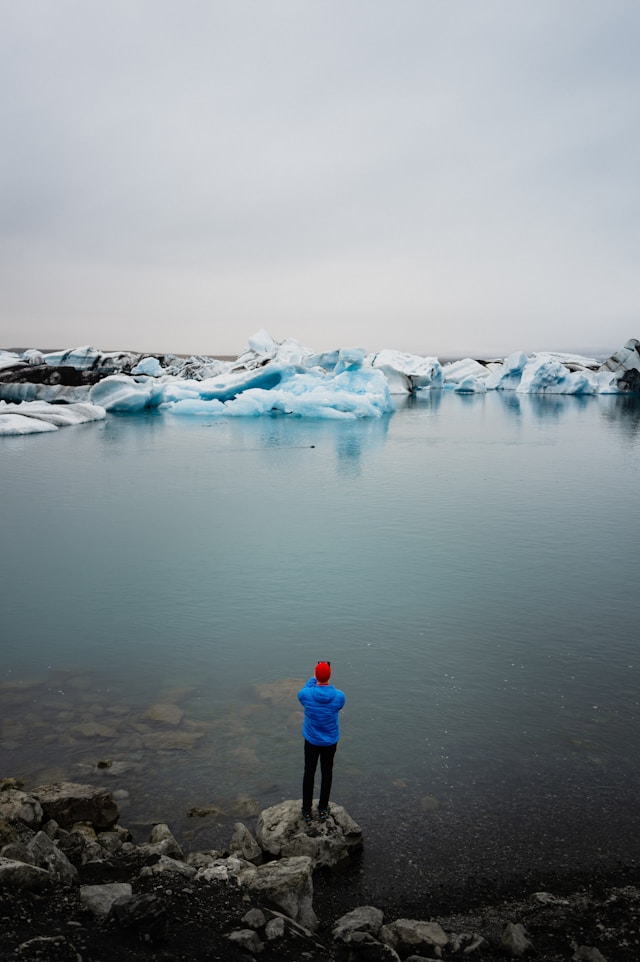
0;351;25;373
1;333;639;438
89;375;165;412
0;400;106;435
43;346;142;372
371;350;443;394
516;355;597;395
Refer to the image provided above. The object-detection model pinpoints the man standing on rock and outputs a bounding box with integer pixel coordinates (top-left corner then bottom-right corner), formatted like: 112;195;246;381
298;661;345;825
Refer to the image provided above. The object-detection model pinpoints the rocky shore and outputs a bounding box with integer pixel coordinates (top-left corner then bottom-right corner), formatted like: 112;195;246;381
1;778;638;961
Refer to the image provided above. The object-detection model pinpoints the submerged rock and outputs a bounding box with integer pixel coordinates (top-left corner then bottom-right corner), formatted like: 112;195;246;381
35;782;119;832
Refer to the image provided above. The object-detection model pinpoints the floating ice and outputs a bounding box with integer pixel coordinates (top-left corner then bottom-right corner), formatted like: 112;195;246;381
131;356;164;377
43;346;141;371
163;360;394;419
89;375;165;412
0;351;24;373
371;350;443;394
516;355;597;395
0;401;106;435
1;334;639;436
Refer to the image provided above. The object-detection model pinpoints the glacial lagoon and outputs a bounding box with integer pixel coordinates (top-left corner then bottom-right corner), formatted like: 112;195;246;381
1;389;640;901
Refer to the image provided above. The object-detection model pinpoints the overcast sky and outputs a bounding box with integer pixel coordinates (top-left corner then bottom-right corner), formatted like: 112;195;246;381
1;1;639;358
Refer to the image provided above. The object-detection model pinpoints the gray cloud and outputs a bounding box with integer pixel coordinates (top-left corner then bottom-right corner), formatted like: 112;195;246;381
1;0;639;357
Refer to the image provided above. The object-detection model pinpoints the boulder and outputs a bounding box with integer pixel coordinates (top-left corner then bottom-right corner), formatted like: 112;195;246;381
27;831;78;887
0;817;20;846
35;782;119;831
334;905;385;941
229;822;263;865
572;947;608;962
500;922;534;957
0;788;43;827
335;931;401;961
242;855;318;932
379;918;449;956
0;857;51;891
80;882;133;919
256;799;363;870
138;822;184;860
109;892;169;944
226;929;264;954
139;855;196;878
195;855;256;884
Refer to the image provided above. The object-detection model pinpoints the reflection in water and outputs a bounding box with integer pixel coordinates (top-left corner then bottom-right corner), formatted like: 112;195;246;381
526;391;595;420
600;392;640;438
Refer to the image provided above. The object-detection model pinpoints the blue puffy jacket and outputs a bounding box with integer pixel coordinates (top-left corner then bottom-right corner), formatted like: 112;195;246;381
298;678;346;746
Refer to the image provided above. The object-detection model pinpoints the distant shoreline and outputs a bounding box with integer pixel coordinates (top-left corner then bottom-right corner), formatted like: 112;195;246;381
1;346;614;364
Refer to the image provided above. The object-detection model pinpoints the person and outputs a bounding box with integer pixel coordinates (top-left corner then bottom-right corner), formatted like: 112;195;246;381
298;660;346;824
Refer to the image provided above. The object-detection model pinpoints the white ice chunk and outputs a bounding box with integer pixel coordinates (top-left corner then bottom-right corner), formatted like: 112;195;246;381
371;350;443;394
0;413;58;435
0;383;92;404
0;401;106;435
247;329;278;356
131;356;164;377
485;351;529;390
442;358;491;384
454;376;488;394
0;351;24;372
23;349;45;366
89;375;162;411
517;355;597;394
234;331;314;370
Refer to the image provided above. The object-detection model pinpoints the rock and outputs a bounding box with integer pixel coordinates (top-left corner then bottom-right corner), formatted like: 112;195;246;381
27;831;78;886
265;916;286;940
80;882;133;918
195;855;255;884
1;842;35;863
572;948;608;962
0;857;51;890
144;822;184;860
230;822;263;865
0;788;43;827
188;804;225;819
0;817;21;846
242;908;267;929
500;922;534;957
14;934;81;961
143;702;184;726
185;851;223;869
242;855;318;932
96;830;126;856
336;931;402;961
256;799;363;870
139;855;196;878
110;892;169;944
379;918;449;956
35;782;119;831
0;777;25;791
333;905;385;941
226;928;264;954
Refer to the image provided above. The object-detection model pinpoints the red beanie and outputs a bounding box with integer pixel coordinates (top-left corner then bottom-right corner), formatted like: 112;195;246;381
315;661;331;683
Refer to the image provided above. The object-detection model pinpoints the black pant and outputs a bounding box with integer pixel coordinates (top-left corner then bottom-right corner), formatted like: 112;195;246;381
302;739;337;812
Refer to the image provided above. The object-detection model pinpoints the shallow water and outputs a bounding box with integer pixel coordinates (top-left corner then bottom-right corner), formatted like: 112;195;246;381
2;390;640;898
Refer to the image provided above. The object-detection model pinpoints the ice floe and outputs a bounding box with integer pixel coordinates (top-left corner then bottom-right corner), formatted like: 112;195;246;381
1;334;639;435
0;401;106;435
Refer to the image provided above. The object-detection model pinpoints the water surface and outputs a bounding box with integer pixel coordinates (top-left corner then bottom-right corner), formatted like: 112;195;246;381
2;390;639;901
